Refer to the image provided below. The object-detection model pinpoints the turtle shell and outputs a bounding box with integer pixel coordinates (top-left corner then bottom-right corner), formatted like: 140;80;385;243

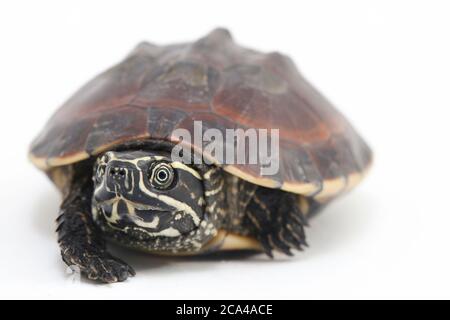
30;28;372;199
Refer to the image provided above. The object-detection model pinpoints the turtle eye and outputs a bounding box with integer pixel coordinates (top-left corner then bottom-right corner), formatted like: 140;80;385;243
150;162;175;190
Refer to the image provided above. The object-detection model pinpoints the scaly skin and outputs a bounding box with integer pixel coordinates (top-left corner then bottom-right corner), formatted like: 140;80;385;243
56;171;135;283
54;154;316;283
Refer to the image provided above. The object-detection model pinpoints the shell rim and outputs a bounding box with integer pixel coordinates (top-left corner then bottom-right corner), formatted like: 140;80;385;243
29;139;372;198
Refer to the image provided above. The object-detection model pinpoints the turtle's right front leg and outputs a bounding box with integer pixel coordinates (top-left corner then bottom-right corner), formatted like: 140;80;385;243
56;175;135;283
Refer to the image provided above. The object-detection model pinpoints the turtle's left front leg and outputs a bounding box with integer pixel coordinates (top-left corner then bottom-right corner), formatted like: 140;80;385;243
244;185;311;257
56;174;135;283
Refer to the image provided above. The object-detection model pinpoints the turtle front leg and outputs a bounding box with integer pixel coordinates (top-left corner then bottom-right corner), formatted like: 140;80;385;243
244;186;310;257
56;174;135;283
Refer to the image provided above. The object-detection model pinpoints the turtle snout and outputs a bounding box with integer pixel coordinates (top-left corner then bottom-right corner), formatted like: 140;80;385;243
108;166;127;181
104;165;134;194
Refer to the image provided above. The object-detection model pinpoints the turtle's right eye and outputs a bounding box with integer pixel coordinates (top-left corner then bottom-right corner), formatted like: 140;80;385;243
149;162;175;190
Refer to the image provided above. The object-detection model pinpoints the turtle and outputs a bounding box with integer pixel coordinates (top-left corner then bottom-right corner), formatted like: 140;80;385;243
29;28;372;283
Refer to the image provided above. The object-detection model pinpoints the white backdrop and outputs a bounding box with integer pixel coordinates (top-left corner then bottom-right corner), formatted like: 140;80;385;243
1;0;449;299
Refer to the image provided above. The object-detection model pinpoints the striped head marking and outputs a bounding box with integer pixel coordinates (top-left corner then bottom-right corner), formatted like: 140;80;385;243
92;150;205;243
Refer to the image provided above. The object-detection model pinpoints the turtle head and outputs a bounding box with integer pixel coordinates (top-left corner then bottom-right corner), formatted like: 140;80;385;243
92;150;218;253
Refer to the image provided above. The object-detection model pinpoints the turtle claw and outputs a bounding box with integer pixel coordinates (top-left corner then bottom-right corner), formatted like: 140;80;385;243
245;189;309;257
269;234;294;256
85;255;135;283
259;236;274;258
259;223;305;257
61;246;135;283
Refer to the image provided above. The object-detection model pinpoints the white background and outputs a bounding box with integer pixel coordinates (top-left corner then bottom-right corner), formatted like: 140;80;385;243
1;0;449;299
